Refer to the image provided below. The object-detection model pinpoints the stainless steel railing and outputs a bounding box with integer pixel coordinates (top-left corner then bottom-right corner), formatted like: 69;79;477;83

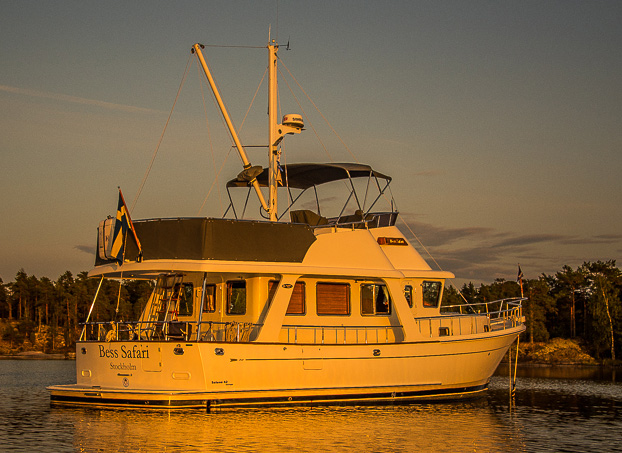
79;298;525;344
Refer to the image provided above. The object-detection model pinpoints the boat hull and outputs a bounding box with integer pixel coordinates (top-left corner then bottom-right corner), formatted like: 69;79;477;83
48;326;523;409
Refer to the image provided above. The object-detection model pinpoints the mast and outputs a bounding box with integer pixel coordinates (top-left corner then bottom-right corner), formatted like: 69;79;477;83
266;40;304;222
268;40;279;221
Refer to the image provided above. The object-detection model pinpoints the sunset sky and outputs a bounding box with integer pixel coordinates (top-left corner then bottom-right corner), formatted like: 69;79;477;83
1;1;621;286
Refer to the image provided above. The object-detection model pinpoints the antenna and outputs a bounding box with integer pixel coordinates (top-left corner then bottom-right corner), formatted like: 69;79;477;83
276;0;279;42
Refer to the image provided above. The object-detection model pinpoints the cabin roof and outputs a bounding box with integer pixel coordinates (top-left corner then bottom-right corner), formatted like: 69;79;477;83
226;163;392;190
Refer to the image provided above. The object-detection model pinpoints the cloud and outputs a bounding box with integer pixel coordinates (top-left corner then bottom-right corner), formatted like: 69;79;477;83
397;214;622;284
492;234;566;248
75;245;95;255
398;217;494;246
559;235;622;245
595;234;622;241
0;84;161;114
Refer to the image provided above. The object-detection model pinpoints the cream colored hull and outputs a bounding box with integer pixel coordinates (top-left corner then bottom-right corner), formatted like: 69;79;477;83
49;326;523;409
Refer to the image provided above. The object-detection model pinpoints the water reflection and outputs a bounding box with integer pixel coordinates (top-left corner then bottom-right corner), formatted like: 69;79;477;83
496;363;618;382
491;366;622;452
53;401;525;452
1;360;620;452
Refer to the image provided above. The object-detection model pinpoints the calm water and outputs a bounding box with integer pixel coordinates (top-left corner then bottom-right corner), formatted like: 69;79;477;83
0;360;620;452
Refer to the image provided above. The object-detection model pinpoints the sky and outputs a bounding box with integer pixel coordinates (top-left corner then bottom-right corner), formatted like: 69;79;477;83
1;0;621;287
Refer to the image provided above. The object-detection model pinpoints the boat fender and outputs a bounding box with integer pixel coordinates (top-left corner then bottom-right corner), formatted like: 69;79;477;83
105;322;117;342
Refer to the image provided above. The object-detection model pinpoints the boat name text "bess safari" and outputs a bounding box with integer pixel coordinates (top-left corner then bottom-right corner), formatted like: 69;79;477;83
98;345;150;359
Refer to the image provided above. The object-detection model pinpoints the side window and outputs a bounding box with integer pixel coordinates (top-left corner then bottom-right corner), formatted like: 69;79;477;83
175;283;194;316
422;281;442;308
361;284;391;315
317;282;350;315
202;284;216;313
227;280;246;315
268;280;306;315
404;285;413;308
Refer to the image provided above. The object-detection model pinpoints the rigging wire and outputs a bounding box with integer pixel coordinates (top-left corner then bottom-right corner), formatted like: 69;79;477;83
278;57;360;163
197;147;234;216
130;54;193;213
196;66;268;216
240;67;268;132
199;44;265;49
398;216;468;303
196;61;222;214
278;67;333;162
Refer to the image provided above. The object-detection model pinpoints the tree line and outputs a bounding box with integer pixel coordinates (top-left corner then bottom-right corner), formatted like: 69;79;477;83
1;260;620;360
0;270;152;353
444;260;621;361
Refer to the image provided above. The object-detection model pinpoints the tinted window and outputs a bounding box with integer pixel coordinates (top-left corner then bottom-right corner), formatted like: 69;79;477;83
202;284;216;313
404;285;413;308
175;283;193;316
422;281;442;308
227;281;246;315
361;284;391;315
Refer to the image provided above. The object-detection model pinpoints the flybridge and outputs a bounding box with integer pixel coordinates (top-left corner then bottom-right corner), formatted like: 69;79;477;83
225;162;397;224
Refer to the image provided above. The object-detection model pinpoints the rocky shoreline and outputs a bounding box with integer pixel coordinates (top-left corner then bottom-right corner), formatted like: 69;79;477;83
0;350;75;360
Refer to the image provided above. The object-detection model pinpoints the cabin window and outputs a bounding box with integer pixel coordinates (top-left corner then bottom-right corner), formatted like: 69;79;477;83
227;281;246;315
361;284;391;315
317;282;350;315
202;284;216;313
175;283;194;316
422;281;442;308
268;280;306;315
404;285;413;308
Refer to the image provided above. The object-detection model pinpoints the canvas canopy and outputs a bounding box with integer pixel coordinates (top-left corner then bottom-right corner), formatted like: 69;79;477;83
226;163;392;190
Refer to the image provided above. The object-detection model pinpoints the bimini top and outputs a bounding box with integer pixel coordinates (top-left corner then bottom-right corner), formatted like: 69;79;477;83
226;163;392;190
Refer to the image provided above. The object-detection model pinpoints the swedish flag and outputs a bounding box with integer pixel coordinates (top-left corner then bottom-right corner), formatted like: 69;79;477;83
110;189;141;264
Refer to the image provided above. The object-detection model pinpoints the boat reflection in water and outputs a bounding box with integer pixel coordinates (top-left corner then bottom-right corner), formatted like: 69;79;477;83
52;396;526;452
2;361;620;452
47;371;621;452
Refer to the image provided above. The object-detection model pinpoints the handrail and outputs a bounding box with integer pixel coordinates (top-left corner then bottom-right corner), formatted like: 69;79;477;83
79;298;525;344
442;297;525;312
79;320;260;343
281;324;391;344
